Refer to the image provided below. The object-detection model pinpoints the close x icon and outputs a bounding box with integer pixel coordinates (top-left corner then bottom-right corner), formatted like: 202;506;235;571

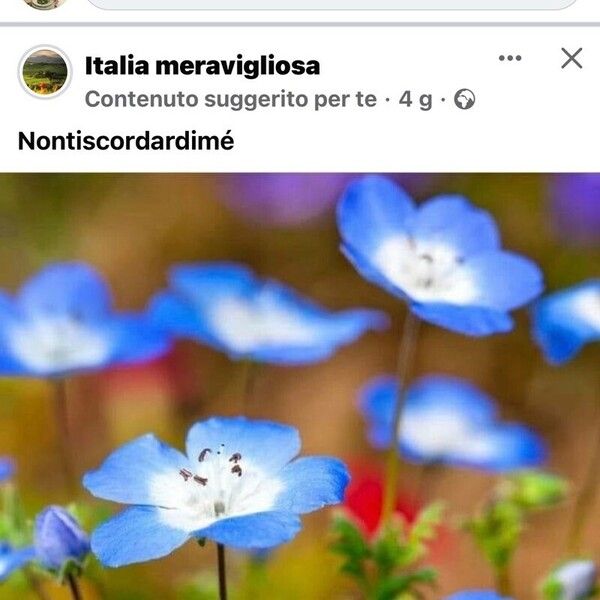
561;47;583;69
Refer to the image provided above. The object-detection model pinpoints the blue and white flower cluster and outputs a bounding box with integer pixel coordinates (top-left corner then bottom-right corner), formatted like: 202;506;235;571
0;174;597;597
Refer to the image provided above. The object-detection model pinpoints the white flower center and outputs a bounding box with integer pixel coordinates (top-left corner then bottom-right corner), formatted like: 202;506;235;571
573;288;600;332
373;235;477;305
8;316;111;373
554;561;597;600
153;444;282;532
401;408;493;462
209;294;318;353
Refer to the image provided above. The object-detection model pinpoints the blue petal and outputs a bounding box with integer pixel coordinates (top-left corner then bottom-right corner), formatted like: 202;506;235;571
91;506;190;567
532;280;600;365
17;262;112;320
444;424;547;472
170;262;257;303
463;251;545;312
185;417;300;475
149;291;229;353
340;243;410;302
0;545;35;581
408;195;501;257
405;376;497;423
273;457;350;514
411;302;514;336
245;282;388;364
359;376;397;449
0;293;32;376
192;511;301;550
337;176;416;262
107;314;172;366
83;433;189;506
360;375;497;451
34;506;90;569
445;591;509;600
0;457;15;483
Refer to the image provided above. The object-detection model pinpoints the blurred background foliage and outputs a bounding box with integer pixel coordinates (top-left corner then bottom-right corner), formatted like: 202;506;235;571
0;173;598;599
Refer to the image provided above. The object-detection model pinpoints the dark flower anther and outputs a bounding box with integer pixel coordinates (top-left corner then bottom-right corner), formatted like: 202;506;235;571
179;469;193;481
229;453;242;463
193;475;208;486
231;465;243;477
198;448;212;462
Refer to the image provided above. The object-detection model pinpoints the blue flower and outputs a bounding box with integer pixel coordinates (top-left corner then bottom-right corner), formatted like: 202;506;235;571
149;262;387;365
445;591;510;600
0;507;89;581
34;506;90;570
0;458;15;483
0;262;171;378
532;280;600;365
0;544;35;581
544;560;597;600
360;375;547;472
83;416;349;567
549;175;600;246
336;176;544;336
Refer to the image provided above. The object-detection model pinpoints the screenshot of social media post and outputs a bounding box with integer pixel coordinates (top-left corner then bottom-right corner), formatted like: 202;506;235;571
0;2;599;600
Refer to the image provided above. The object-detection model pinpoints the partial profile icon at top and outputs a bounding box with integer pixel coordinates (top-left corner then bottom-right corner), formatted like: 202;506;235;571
454;88;476;110
23;0;66;10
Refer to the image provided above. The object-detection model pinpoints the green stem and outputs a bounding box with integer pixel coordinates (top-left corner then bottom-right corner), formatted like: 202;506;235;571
51;378;76;491
239;360;259;415
66;574;83;600
380;311;421;527
495;564;512;597
217;543;228;600
566;417;600;555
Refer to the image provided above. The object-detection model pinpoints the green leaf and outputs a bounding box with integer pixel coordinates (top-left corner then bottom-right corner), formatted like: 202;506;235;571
330;516;371;586
373;568;437;600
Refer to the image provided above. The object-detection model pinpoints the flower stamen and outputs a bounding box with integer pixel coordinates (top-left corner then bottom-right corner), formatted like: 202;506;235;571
179;468;193;481
198;448;212;462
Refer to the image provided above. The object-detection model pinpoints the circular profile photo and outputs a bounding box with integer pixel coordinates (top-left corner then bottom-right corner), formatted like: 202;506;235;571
20;47;70;98
23;0;66;9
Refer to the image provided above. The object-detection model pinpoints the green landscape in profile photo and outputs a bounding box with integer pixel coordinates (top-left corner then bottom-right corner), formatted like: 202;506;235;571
23;0;66;9
21;49;69;97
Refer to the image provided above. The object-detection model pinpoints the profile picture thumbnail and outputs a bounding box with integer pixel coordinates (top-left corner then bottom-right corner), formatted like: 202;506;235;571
21;49;69;97
23;0;66;9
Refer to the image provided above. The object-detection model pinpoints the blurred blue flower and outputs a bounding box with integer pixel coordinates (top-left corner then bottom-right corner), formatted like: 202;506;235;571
337;176;544;336
0;543;35;581
445;592;510;600
360;375;547;472
219;174;352;226
34;506;90;570
219;174;438;227
84;416;349;567
550;175;600;246
149;262;387;365
532;280;600;365
0;458;15;483
544;560;597;600
0;507;89;581
0;262;171;378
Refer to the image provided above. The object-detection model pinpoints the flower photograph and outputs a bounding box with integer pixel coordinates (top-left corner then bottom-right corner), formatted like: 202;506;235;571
0;173;597;599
